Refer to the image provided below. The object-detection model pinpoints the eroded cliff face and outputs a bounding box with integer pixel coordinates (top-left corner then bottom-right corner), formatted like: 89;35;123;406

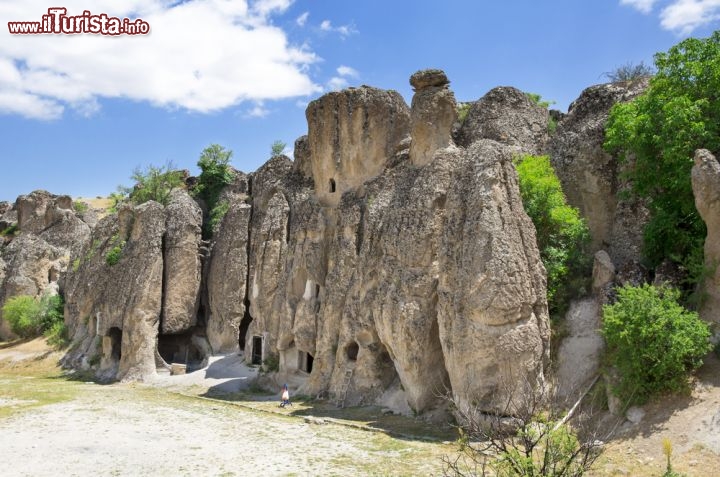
3;70;551;416
236;71;550;415
548;80;649;268
692;149;720;324
0;191;91;339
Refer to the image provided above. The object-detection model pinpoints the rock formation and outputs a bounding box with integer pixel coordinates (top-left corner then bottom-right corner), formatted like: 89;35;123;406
548;80;649;268
458;86;550;155
4;70;555;417
692;148;720;324
0;191;91;339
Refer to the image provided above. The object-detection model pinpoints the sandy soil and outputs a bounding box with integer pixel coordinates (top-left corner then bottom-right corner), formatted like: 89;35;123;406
0;341;449;476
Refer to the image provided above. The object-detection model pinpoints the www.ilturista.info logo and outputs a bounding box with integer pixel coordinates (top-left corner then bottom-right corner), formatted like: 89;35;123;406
8;8;150;35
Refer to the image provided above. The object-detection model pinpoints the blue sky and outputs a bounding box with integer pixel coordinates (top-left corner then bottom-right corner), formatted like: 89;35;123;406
0;0;718;202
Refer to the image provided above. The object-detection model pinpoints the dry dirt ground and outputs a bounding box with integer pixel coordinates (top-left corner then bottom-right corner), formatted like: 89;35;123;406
0;340;454;477
2;339;720;476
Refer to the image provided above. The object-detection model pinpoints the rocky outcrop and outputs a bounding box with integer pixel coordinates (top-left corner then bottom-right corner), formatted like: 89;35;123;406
238;71;549;416
206;193;251;354
692;148;720;324
64;202;166;381
303;86;410;205
409;69;457;167
162;190;202;334
0;191;91;339
458;86;550;155
549;81;649;267
28;69;551;417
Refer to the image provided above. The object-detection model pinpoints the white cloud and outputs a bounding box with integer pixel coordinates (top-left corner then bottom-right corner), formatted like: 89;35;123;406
251;0;293;16
336;65;358;78
660;0;720;33
319;19;357;37
0;0;321;120
620;0;659;14
245;102;269;118
296;11;309;27
327;77;348;91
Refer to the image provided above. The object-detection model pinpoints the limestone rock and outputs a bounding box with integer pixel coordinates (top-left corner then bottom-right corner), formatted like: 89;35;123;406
207;196;251;353
162;189;202;334
549;81;649;266
305;86;410;205
458;86;550;155
692;148;720;323
409;69;449;90
64;202;165;381
592;250;615;292
293;135;312;178
0;190;91;339
409;69;457;167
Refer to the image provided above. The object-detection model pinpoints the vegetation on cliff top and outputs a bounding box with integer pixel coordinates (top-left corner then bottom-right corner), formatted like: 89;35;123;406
605;31;720;302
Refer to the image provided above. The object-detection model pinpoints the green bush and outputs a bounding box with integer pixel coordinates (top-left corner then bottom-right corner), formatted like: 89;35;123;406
44;321;69;348
105;242;125;266
2;293;65;339
73;200;89;214
515;155;591;318
120;161;184;206
605;33;720;300
271;140;286;157
208;200;230;234
0;224;18;237
194;144;235;237
2;295;43;337
602;284;712;405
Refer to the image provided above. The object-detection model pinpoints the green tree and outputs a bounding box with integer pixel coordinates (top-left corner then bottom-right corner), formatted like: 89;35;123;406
122;161;184;206
604;32;720;298
271;140;286;157
194;144;235;237
602;284;712;405
515;155;591;318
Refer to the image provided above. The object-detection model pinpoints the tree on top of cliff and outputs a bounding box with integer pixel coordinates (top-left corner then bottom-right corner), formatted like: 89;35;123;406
605;31;720;301
122;161;184;207
193;144;235;237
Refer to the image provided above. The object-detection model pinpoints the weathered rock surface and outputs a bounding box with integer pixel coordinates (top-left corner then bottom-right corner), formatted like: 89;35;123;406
303;86;410;205
162;189;202;334
549;81;649;267
458;86;549;155
206;193;251;354
0;191;91;339
240;72;550;416
692;148;720;323
64;202;166;381
409;69;457;167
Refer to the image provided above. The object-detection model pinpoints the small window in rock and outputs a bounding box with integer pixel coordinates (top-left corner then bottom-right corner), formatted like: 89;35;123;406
346;342;359;361
315;284;320;298
329;178;336;193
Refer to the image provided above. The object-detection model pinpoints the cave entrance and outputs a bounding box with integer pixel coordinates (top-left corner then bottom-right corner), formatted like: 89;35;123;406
157;332;203;369
298;351;314;373
251;336;263;365
239;305;253;352
329;178;336;193
345;342;359;361
108;327;122;361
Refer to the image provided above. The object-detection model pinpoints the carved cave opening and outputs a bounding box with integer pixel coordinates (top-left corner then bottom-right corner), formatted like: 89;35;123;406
345;341;359;361
298;350;314;373
108;327;122;361
329;178;336;193
251;335;263;365
157;332;203;368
